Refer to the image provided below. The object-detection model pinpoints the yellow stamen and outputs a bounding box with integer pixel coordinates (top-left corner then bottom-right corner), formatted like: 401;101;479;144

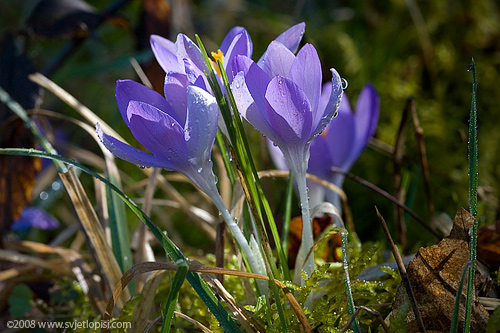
210;49;225;77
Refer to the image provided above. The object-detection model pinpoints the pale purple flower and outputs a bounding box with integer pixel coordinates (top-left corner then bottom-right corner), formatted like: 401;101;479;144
96;80;219;195
231;41;343;181
231;39;343;283
269;83;380;208
96;77;265;281
12;207;59;231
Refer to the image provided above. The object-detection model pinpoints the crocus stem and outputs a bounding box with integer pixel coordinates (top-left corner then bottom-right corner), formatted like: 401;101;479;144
212;192;262;273
294;166;314;281
193;166;264;278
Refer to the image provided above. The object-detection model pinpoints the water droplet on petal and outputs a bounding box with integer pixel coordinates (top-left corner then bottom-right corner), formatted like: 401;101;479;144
341;78;348;90
197;167;202;173
333;111;339;118
138;165;146;169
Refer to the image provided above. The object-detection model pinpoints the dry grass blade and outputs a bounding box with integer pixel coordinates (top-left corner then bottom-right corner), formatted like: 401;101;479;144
206;277;265;332
4;240;107;313
375;207;426;333
60;167;130;306
174;311;213;333
103;261;312;333
0;249;70;275
339;306;390;333
28;73;126;142
410;99;434;219
130;270;165;333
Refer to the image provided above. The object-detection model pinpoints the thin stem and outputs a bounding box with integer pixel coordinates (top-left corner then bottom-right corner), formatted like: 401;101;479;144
340;229;360;333
464;58;478;332
193;167;264;279
296;170;314;279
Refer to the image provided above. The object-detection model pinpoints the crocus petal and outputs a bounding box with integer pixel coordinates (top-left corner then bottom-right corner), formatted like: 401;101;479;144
116;80;181;125
150;35;182;74
149;35;184;73
242;60;271;118
323;103;355;171
223;30;252;82
308;136;333;180
184;86;219;164
289;43;322;117
220;26;252;58
257;41;295;78
274;22;305;54
175;34;206;75
126;101;188;163
231;55;258;116
344;83;379;168
354;83;379;147
97;123;174;169
265;76;312;145
164;73;189;125
310;68;343;139
267;140;289;171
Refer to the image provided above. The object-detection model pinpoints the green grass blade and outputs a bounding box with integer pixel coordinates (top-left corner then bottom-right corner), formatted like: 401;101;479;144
451;261;472;333
340;229;360;333
281;171;294;262
0;148;241;333
161;261;188;333
216;130;236;185
106;175;134;293
465;58;478;332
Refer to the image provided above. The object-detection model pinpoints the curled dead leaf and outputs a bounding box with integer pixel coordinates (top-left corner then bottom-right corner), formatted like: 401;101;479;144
391;208;489;332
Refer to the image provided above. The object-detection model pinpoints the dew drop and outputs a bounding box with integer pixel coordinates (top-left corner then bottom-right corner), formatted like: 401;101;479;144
467;64;474;72
333;111;339;118
138;165;146;169
341;78;348;90
51;181;61;191
40;191;49;200
197;167;203;173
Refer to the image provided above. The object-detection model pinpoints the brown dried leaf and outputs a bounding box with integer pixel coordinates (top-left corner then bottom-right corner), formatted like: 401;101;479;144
0;33;43;235
0;119;41;234
392;208;489;332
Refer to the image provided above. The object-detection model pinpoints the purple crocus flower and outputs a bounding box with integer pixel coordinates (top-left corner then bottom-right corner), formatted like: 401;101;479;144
97;79;265;281
269;83;380;210
96;80;219;196
231;40;343;282
11;207;59;231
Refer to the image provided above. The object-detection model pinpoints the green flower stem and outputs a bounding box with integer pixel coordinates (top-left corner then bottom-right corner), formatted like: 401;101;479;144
189;166;266;284
294;166;314;281
465;58;478;332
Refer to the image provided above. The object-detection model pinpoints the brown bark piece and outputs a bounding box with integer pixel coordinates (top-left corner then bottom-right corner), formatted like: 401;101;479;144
392;208;489;332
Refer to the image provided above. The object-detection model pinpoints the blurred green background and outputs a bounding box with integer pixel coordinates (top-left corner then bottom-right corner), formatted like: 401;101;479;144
1;0;499;252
